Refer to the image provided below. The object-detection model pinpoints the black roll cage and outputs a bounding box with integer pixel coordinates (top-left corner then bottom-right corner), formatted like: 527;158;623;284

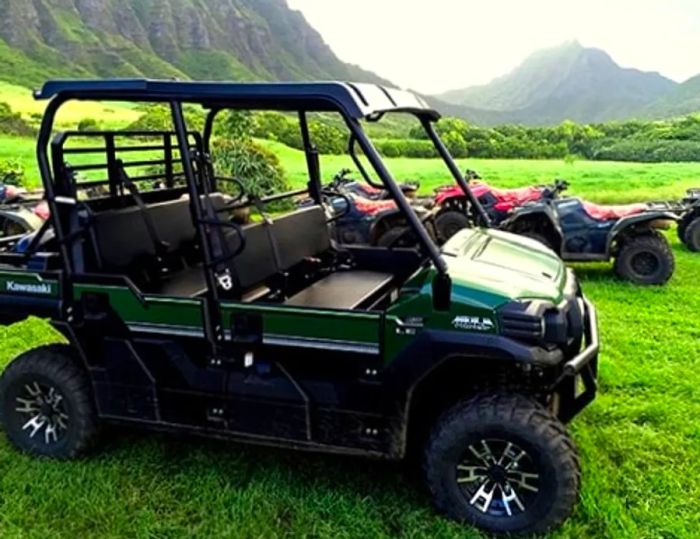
36;91;485;290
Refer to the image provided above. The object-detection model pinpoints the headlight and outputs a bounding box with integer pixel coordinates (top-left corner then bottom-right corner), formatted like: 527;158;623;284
499;300;550;343
499;296;583;350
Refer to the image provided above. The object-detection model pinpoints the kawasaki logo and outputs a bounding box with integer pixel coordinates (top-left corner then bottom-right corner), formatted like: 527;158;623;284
5;280;52;295
452;316;495;332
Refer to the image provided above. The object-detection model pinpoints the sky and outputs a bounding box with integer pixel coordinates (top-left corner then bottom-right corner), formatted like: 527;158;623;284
287;0;700;94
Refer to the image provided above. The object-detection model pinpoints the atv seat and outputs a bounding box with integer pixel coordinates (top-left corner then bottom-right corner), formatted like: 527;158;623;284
582;202;647;221
285;270;393;310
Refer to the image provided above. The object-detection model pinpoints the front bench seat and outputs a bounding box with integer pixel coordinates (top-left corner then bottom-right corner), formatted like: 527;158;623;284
284;270;393;310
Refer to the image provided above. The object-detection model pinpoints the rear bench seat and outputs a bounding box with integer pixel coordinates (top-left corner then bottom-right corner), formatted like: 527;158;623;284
91;197;393;309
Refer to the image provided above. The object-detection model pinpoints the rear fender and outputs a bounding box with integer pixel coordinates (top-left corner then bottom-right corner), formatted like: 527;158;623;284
607;211;678;252
435;187;466;207
0;207;43;233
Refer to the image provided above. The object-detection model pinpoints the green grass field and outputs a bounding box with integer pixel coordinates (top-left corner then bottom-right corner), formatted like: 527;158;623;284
0;136;700;537
6;134;700;205
0;81;141;130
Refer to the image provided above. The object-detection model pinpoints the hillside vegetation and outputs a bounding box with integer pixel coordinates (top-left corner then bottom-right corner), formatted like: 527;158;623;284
0;0;388;87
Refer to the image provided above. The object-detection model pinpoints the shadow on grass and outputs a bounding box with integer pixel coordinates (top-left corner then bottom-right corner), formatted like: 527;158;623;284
100;424;426;502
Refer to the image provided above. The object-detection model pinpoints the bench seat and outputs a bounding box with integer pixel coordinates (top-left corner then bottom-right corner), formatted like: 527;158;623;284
285;270;393;310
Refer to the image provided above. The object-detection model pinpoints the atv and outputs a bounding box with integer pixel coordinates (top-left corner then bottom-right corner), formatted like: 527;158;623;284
326;168;419;200
0;79;599;536
319;169;432;246
501;194;677;285
0;183;48;237
433;171;569;239
677;188;700;251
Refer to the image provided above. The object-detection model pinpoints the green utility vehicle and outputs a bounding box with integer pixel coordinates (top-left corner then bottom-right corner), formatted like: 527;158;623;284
0;80;598;536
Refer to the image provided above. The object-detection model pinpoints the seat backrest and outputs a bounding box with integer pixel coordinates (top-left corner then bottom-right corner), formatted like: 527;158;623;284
273;206;331;270
227;223;278;290
92;197;195;269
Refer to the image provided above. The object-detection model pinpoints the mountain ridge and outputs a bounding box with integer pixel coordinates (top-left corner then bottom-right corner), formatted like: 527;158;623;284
436;41;682;125
0;0;391;88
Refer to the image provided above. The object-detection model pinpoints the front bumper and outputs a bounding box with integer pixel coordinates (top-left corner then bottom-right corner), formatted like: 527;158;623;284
553;296;599;422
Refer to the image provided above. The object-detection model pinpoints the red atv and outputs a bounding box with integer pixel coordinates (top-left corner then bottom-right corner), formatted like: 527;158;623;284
432;170;568;241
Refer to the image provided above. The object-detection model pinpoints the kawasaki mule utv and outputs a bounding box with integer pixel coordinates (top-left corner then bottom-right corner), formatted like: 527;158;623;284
0;80;599;536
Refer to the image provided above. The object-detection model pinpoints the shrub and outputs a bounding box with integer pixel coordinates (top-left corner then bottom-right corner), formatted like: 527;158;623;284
0;159;25;186
0;102;34;136
593;139;700;162
211;138;290;199
77;118;99;132
127;105;204;132
375;139;437;158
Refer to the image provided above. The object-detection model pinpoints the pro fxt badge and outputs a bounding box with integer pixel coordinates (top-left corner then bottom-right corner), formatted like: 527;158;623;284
451;316;495;332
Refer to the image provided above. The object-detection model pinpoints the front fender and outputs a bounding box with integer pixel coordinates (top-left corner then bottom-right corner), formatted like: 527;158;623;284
384;329;563;396
502;205;564;245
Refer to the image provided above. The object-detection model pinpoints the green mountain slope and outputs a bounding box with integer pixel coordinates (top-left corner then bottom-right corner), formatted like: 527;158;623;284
436;41;679;125
643;75;700;119
0;0;390;87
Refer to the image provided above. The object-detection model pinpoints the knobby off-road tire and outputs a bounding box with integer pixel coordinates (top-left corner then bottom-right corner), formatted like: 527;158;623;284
424;393;581;536
0;345;99;459
614;232;675;285
435;210;470;243
677;213;693;244
682;216;700;252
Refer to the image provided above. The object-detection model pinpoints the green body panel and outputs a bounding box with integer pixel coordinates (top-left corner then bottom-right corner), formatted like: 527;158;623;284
441;228;566;304
73;284;203;328
0;270;59;298
221;303;381;350
57;228;568;364
384;228;570;362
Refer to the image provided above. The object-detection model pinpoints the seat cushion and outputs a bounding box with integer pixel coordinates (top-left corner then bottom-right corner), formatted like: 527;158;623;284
154;266;208;297
285;270;393;310
583;202;647;221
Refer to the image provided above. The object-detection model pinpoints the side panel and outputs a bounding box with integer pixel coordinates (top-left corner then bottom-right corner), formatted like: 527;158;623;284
74;284;204;335
221;302;382;355
0;269;61;323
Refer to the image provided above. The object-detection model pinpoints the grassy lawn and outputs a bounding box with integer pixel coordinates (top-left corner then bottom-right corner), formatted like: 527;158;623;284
0;138;699;537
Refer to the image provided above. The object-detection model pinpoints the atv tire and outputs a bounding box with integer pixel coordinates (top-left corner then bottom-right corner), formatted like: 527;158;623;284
0;345;99;459
614;232;674;285
677;213;693;243
682;216;700;252
435;210;470;243
424;393;581;536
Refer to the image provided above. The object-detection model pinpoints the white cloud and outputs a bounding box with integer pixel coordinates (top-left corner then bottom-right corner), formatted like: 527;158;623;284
287;0;700;93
